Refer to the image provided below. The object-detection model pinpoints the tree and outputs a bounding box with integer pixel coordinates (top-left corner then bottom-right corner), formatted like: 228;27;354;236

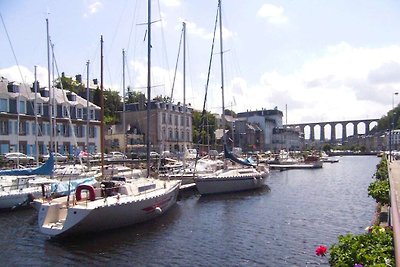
126;89;146;104
103;89;122;125
192;110;217;146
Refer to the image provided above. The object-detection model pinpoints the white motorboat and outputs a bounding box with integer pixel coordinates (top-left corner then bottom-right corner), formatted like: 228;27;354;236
194;165;269;195
38;178;180;237
193;0;269;195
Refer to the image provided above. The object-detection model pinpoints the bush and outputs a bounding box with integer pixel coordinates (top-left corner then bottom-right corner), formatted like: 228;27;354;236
375;158;388;180
368;179;390;206
329;226;394;266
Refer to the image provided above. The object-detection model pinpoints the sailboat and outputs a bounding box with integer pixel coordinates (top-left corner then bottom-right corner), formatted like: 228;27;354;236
193;0;269;195
37;1;181;238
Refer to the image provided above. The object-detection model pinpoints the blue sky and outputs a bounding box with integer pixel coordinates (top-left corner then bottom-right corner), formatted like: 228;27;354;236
2;0;400;131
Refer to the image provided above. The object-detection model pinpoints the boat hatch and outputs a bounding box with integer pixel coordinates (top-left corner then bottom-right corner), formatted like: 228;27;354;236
138;184;156;193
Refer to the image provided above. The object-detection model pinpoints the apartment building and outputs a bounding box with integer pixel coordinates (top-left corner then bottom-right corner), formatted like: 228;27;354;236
0;77;101;156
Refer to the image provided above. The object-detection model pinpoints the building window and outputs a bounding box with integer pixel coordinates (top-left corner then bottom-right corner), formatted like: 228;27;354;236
76;108;83;119
162;113;166;124
181;115;184;126
63;106;70;118
19;121;28;136
0;98;8;112
186;117;189;127
187;131;190;142
168;114;172;124
0;120;8;135
89;125;95;138
175;115;178;126
36;103;43;115
89;109;95;120
19;100;26;114
169;129;173;140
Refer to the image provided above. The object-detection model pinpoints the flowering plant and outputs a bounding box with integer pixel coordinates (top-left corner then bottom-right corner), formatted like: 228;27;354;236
315;245;327;257
329;226;394;266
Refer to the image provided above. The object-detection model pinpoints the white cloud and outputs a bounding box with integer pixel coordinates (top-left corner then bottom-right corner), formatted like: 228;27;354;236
257;3;288;24
84;1;103;17
244;43;400;124
0;65;49;86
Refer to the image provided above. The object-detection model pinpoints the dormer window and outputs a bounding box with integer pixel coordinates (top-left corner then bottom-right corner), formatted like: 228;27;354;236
67;93;77;101
40;89;49;97
7;83;19;93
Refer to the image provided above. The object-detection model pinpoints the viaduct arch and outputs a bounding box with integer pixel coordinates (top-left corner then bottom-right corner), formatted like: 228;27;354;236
285;119;379;141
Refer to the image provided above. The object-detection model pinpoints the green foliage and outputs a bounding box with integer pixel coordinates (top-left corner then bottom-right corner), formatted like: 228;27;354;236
126;89;145;104
377;107;400;131
368;180;390;205
329;226;394;266
368;157;389;205
322;144;331;152
192;110;216;145
103;89;122;125
375;158;388;180
55;75;85;95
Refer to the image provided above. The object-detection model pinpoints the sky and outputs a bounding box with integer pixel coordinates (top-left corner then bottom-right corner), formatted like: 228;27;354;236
2;0;400;129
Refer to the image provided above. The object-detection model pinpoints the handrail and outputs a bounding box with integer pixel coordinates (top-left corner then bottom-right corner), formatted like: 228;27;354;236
388;160;400;266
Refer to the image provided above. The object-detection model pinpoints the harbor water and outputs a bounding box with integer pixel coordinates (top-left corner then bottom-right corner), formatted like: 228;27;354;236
0;156;378;266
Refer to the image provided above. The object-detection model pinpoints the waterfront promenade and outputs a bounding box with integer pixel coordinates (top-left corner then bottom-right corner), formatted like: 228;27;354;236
388;159;400;266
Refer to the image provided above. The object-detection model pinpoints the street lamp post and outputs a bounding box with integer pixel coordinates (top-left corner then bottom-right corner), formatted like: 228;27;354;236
390;92;399;162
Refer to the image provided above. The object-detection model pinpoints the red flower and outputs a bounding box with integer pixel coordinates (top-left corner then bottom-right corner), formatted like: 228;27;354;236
315;245;327;257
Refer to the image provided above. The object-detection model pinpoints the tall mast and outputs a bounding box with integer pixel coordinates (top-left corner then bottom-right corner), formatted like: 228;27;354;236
122;49;126;156
100;36;105;178
218;0;226;148
51;43;57;159
146;0;152;177
86;60;90;168
46;18;53;154
34;66;39;166
183;21;186;110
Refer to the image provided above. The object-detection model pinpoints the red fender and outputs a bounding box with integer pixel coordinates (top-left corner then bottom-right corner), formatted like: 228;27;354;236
76;184;96;201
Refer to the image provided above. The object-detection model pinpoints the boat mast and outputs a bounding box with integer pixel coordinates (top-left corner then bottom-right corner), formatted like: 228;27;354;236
51;43;58;161
34;66;39;166
218;0;227;159
86;60;90;168
182;21;186;165
146;0;152;177
122;49;126;156
46;18;53;155
100;36;105;178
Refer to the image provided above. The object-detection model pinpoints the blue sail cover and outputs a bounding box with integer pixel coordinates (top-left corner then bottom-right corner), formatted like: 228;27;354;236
0;153;54;176
50;177;97;196
223;145;255;167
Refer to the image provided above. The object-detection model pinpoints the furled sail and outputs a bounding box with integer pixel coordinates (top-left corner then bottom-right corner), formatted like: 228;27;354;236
223;145;254;167
0;153;54;176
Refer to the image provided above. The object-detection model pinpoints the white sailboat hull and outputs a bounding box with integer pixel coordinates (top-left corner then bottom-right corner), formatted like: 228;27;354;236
0;187;42;209
194;167;269;195
38;179;180;237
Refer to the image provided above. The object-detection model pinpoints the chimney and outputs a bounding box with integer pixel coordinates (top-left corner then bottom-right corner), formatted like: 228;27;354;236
75;74;82;83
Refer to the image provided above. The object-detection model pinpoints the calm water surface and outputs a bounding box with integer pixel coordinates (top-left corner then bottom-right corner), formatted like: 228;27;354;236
0;156;379;266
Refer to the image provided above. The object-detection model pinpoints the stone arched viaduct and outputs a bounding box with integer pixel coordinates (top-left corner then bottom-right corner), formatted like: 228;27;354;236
285;119;379;141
